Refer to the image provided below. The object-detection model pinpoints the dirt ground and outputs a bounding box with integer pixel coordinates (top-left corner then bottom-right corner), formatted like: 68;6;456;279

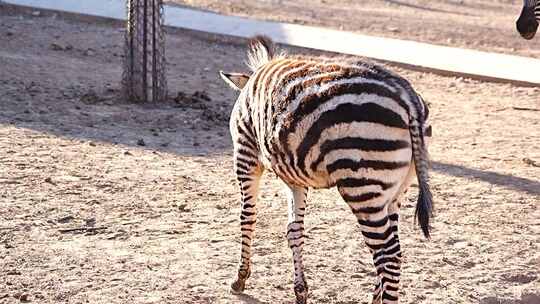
1;4;539;304
169;0;540;59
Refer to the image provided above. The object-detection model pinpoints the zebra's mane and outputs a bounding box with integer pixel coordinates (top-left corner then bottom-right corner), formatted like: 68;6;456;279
246;39;384;73
246;35;276;72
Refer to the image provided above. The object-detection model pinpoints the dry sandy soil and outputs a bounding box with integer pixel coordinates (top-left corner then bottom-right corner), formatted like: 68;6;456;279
1;4;540;304
169;0;540;59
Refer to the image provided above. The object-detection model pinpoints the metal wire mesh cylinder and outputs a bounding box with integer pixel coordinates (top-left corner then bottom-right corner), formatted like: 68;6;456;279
122;0;167;102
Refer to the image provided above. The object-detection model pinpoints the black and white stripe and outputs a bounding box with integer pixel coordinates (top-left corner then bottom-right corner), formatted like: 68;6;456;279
221;36;433;304
517;0;540;39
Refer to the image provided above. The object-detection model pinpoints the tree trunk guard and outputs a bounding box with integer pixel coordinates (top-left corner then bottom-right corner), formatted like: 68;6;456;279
122;0;167;102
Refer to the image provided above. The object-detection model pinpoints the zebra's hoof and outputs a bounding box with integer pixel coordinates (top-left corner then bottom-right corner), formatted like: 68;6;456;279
294;284;308;304
230;279;246;294
295;295;307;304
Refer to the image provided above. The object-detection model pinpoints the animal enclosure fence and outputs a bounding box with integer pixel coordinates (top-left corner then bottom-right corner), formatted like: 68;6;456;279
122;0;167;102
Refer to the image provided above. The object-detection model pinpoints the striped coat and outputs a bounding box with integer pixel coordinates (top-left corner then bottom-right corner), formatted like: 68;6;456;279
220;36;433;304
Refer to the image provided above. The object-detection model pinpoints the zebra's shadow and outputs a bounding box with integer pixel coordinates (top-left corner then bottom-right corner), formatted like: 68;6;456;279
480;293;540;304
432;161;540;196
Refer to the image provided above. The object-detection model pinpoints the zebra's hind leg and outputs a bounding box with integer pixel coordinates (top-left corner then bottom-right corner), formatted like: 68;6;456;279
375;197;402;304
338;186;401;304
369;198;403;304
230;153;263;294
284;183;309;304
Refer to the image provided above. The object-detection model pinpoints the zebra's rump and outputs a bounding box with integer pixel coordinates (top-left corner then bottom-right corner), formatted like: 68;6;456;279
268;118;414;190
253;59;416;189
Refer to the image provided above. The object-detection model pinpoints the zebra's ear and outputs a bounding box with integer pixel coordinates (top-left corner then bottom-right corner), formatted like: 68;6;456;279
219;71;250;91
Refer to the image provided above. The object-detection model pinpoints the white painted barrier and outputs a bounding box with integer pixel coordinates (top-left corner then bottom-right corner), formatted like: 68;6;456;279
3;0;540;85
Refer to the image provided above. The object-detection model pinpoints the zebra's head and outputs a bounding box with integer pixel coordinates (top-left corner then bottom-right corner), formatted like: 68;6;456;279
517;0;539;40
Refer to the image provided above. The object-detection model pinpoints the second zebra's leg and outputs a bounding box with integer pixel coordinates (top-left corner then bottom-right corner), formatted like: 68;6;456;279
284;183;309;304
230;154;263;294
339;188;401;304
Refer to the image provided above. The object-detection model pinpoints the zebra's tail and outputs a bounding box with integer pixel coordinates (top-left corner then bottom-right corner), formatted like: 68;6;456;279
410;95;433;239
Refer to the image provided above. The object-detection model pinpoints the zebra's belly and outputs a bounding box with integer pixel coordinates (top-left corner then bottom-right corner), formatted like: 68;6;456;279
269;161;333;189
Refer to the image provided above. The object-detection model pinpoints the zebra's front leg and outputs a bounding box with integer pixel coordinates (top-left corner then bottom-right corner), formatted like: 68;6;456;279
230;155;263;294
285;184;309;304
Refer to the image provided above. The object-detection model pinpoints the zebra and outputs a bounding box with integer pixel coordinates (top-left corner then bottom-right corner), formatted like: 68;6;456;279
517;0;539;39
220;36;433;304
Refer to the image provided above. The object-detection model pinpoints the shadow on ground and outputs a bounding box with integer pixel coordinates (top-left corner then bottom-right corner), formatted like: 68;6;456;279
383;0;476;16
480;293;540;304
433;161;540;196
